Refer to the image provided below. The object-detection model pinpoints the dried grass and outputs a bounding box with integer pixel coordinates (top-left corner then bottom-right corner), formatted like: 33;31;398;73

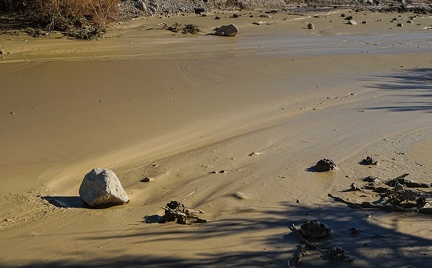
1;0;120;39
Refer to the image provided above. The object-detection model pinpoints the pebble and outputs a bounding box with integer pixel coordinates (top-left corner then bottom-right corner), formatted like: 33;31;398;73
233;192;248;200
141;177;153;182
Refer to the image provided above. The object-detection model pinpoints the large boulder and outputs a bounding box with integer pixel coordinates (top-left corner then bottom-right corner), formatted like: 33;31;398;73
214;24;239;36
79;168;129;207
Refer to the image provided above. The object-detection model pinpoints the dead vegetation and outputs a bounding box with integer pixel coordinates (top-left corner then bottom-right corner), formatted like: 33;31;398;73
158;200;207;224
329;173;432;214
160;22;200;34
0;0;120;39
288;222;354;267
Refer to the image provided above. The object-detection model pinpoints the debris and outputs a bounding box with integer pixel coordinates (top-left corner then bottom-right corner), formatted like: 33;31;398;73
321;246;354;262
158;200;206;224
385;173;431;188
360;156;378;165
328;180;431;213
299;220;331;239
183;24;200;34
160;22;200;34
347;183;360;191
314;159;337;172
288;244;305;268
288;222;351;267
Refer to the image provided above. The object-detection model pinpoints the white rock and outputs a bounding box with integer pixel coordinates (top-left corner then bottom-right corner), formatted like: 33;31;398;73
348;20;358;25
79;168;129;207
214;24;239;36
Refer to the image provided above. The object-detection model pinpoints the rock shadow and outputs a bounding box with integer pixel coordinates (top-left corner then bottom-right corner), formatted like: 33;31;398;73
42;196;83;208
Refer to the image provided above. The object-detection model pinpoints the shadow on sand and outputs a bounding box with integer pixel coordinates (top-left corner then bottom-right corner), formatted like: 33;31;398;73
6;201;431;267
365;68;432;112
42;196;83;208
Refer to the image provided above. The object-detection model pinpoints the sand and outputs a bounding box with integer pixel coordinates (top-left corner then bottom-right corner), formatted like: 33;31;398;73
0;9;432;267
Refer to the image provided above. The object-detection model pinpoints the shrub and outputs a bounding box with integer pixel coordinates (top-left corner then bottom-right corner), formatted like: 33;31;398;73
31;0;120;38
0;0;120;39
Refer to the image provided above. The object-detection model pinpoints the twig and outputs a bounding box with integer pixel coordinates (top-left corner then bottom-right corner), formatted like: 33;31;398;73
288;244;305;268
182;188;198;203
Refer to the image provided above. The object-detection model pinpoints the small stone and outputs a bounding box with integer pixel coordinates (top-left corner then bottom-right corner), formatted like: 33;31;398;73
348;20;357;25
215;16;221;20
232;13;239;18
233;192;248;200
141;177;153;182
296;198;300;203
345;16;353;20
10;112;15;115
307;23;315;29
397;23;403;27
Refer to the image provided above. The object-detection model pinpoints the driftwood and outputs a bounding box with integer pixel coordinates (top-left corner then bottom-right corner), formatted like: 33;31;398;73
288;244;305;268
336;173;432;214
328;194;432;214
288;223;354;267
385;173;431;188
159;200;207;224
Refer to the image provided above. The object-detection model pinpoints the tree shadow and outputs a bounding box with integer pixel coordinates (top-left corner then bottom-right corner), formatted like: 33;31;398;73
7;200;432;267
365;68;432;112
